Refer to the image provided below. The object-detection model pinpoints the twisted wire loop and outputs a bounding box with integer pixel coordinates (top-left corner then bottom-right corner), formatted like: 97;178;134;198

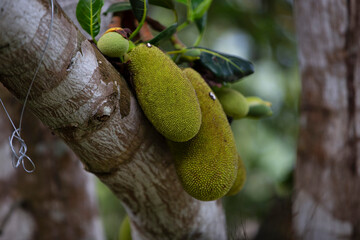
0;0;54;173
9;128;35;173
0;98;35;173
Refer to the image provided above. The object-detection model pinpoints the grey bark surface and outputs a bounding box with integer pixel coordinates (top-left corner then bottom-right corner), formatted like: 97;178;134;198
294;0;360;239
0;0;227;239
0;86;104;240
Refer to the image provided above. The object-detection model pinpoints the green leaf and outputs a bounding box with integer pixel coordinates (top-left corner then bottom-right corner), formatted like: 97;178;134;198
195;48;254;83
190;0;212;20
149;0;174;9
148;23;177;45
130;0;148;22
174;0;187;5
76;0;104;41
103;2;132;16
194;12;207;33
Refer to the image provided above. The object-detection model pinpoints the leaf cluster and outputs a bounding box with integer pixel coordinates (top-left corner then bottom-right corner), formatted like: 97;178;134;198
75;0;255;85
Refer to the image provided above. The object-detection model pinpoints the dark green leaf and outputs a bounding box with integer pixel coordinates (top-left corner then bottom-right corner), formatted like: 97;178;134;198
149;0;174;9
195;48;254;83
103;2;132;16
194;12;207;33
191;0;212;20
130;0;148;22
148;23;177;45
174;0;187;5
76;0;104;39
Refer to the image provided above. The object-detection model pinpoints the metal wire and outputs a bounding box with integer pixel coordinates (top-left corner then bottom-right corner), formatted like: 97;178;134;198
0;0;54;173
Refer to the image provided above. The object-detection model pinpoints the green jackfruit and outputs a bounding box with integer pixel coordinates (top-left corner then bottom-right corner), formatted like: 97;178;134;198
246;96;273;119
127;44;202;142
168;68;238;201
215;88;249;119
97;32;129;58
226;155;246;196
118;215;132;240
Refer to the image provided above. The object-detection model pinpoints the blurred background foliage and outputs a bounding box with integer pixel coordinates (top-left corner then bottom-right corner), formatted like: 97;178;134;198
96;0;298;239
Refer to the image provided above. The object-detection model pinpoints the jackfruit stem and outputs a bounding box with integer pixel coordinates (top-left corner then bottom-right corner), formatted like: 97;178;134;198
167;49;187;55
177;21;190;32
129;0;147;40
193;31;204;47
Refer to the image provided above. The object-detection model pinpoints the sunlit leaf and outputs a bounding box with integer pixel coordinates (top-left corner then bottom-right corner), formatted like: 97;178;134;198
130;0;148;22
148;23;177;45
76;0;104;40
103;2;132;16
194;48;254;83
149;0;174;9
191;0;212;20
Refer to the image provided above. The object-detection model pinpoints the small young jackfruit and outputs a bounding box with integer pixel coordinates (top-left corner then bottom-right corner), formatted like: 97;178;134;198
214;88;249;119
127;44;202;142
246;96;273;119
226;155;246;196
97;32;129;58
168;68;238;201
118;215;132;240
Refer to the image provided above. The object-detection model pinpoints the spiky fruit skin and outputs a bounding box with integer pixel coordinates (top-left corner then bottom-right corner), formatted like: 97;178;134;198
168;68;238;201
118;215;132;240
127;44;202;142
97;32;129;58
215;88;249;119
226;155;246;196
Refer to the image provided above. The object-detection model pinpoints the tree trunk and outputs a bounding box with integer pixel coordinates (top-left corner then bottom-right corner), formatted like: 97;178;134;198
0;86;104;240
0;0;226;239
294;0;360;239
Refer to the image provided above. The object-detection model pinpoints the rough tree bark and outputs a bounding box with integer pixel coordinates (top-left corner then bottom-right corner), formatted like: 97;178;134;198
0;86;104;240
0;0;226;239
294;1;360;239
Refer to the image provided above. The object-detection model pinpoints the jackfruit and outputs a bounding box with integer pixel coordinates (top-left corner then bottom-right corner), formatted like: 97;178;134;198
97;32;129;58
127;44;202;142
184;49;201;57
246;96;273;119
226;155;246;196
168;68;238;201
214;88;249;119
118;215;132;240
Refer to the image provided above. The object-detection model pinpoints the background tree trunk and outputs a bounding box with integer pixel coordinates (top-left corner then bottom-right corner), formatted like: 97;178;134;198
0;86;104;240
0;0;226;239
294;1;360;239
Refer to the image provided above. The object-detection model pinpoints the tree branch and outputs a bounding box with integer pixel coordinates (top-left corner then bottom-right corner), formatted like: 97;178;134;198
0;0;226;239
